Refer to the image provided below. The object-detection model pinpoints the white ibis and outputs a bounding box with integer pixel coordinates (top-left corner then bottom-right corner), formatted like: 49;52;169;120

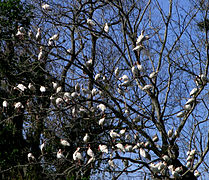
50;33;59;41
98;144;108;154
110;130;120;139
131;66;138;76
144;141;151;148
149;71;158;79
56;98;63;106
98;117;105;126
28;83;35;91
2;100;8;109
42;3;51;10
87;146;95;158
176;111;185;118
40;86;46;93
91;88;98;96
63;92;71;102
38;46;43;61
40;141;45;154
142;84;153;91
14;102;24;109
60;139;70;146
194;170;200;177
136;30;149;45
83;133;90;143
97;104;106;112
157;162;166;171
115;143;125;153
73;147;83;164
152;134;159;142
71;92;79;98
104;23;109;33
52;82;58;89
35;28;41;41
167;128;173;138
86;59;93;68
87;18;95;26
136;62;143;71
114;67;119;77
120;128;126;135
16;26;25;38
125;144;133;152
186;161;192;168
190;149;196;156
175;166;183;173
15;84;27;92
94;73;101;81
119;75;129;81
27;153;35;162
57;149;64;159
133;44;144;51
184;104;192;111
56;86;62;93
190;88;198;97
86;156;95;165
185;97;195;105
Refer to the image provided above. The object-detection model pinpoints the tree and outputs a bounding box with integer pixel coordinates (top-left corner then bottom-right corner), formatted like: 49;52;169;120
1;0;209;179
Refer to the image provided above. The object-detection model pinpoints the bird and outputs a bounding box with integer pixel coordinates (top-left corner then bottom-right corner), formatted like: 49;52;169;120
83;133;90;143
119;75;129;81
40;86;46;93
190;88;198;96
73;147;83;163
167;128;173;138
56;86;62;93
104;23;109;33
52;82;58;89
133;44;144;51
185;97;195;105
38;46;43;60
86;59;93;68
131;66;138;76
142;84;153;91
2;100;8;108
60;139;70;146
28;83;35;91
115;143;126;153
95;73;101;81
125;144;133;152
176;111;185;118
57;149;65;159
35;28;41;41
50;33;59;41
110;130;120;139
40;141;45;154
87;146;95;158
194;170;200;177
86;156;95;165
87;18;95;26
97;104;106;112
16;26;25;39
91;88;98;96
42;3;51;10
120;128;126;135
162;155;170;162
56;98;63;106
98;144;108;154
15;84;27;92
27;153;35;162
114;67;119;77
71;92;79;98
98;117;105;126
184;104;192;111
149;71;158;79
108;159;116;169
136;61;144;71
14;102;24;109
152;134;159;142
136;30;149;45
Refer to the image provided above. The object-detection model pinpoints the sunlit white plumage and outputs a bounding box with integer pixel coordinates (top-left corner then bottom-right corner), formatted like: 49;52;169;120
86;59;93;68
56;86;62;93
190;88;198;97
40;86;46;93
98;117;105;126
133;44;144;51
40;141;45;154
194;170;200;177
120;128;126;135
98;144;108;153
176;111;185;118
142;84;153;91
114;67;119;77
36;28;41;41
57;149;64;159
136;30;149;45
152;134;159;142
110;130;120;138
56;98;63;105
28;83;35;91
83;133;90;143
168;128;173;138
50;33;59;41
87;18;95;26
16;84;27;92
115;143;125;153
97;104;106;112
125;144;133;152
104;23;109;33
14;102;24;109
60;139;70;146
149;71;158;79
28;153;35;162
3;100;8;108
87;147;95;158
73;147;83;161
42;3;51;10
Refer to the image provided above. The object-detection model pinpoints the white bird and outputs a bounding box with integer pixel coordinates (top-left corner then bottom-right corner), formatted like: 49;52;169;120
133;44;144;51
185;97;195;105
27;153;35;162
83;133;90;143
16;26;25;38
36;28;41;41
91;88;98;96
56;98;63;106
40;86;46;93
73;147;83;161
168;128;173;138
63;92;71;102
40;141;45;154
42;3;51;10
95;73;101;81
28;83;35;91
114;67;119;77
186;161;192;168
71;92;79;98
98;144;108;154
52;82;58;89
104;23;109;33
152;134;159;142
56;86;62;93
136;61;144;71
16;84;27;92
115;143;125;153
86;59;93;68
50;33;59;41
149;163;159;173
184;104;192;111
142;84;153;91
119;75;129;81
110;130;120;139
60;139;70;146
175;166;183;173
144;141;151;148
176;111;185;118
38;46;43;60
87;146;95;157
136;30;149;45
190;88;198;96
97;104;106;112
14;102;24;109
194;170;200;177
57;149;64;159
2;100;8;108
131;66;138;76
190;149;196;156
86;156;95;165
108;159;116;168
157;162;166;171
149;71;158;79
98;117;105;126
120;128;126;135
125;144;133;152
87;18;95;26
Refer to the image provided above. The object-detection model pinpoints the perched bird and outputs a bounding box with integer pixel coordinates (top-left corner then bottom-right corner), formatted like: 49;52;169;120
2;100;8;108
162;155;170;162
16;26;25;39
14;102;24;109
136;30;149;45
42;3;51;10
27;153;35;162
115;143;126;153
190;88;198;97
56;98;63;106
40;86;46;93
167;128;173;138
86;59;93;68
40;141;45;154
15;84;27;92
60;139;70;146
87;18;95;26
184;104;192;111
125;144;133;152
87;146;95;158
56;86;62;93
194;170;200;177
104;23;109;33
87;156;95;165
142;84;153;91
133;44;144;51
114;67;120;77
149;71;158;79
98;144;108;154
131;66;138;76
28;83;35;91
95;73;101;81
97;104;106;112
119;75;129;81
110;130;120;139
108;159;116;169
38;46;43;60
35;28;41;41
120;128;126;135
176;111;186;118
52;82;58;89
98;117;105;126
136;61;144;71
185;97;195;105
57;149;64;159
83;133;90;143
73;147;83;163
50;33;59;41
152;134;159;142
